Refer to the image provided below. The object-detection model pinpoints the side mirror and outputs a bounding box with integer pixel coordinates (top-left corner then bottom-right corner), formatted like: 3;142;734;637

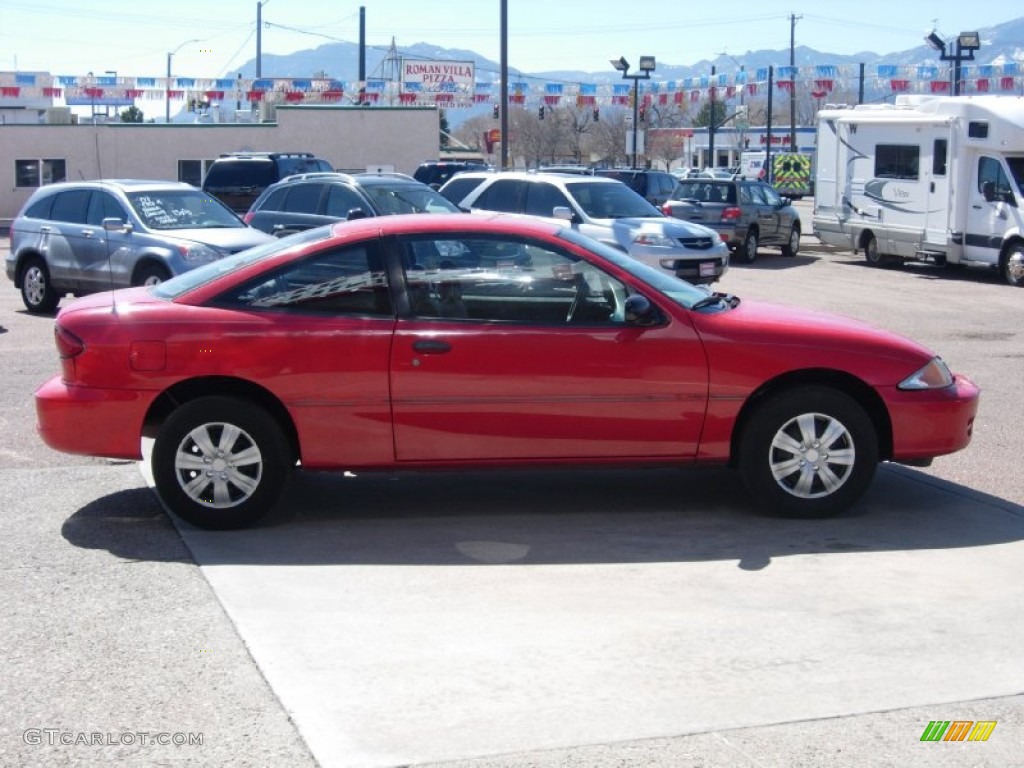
552;206;575;222
346;208;369;221
624;294;659;326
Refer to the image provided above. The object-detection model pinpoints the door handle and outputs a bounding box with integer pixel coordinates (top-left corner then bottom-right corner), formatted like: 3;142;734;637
412;339;452;354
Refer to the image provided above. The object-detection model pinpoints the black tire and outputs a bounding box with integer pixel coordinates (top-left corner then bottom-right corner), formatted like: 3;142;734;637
152;396;291;530
133;263;172;287
781;224;801;257
20;256;60;314
1000;243;1024;287
739;387;878;518
740;228;759;263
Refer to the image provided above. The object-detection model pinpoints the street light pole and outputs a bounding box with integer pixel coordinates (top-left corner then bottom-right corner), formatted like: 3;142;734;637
166;39;199;123
611;56;655;169
925;29;980;95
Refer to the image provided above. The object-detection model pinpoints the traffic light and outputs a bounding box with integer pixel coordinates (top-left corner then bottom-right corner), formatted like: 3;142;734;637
592;108;599;122
492;104;499;119
538;105;545;120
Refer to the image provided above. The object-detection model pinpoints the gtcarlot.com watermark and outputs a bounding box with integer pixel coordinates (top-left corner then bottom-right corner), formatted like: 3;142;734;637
24;729;204;747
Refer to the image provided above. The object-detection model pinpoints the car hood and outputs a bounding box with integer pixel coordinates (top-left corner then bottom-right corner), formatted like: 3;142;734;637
599;216;720;238
159;228;275;251
692;298;937;381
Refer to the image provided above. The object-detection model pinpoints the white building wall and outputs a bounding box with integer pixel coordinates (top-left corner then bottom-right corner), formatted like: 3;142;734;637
0;105;441;224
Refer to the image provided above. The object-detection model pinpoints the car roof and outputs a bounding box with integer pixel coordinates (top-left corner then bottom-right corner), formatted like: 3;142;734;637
472;171;622;184
28;179;196;193
352;172;422;187
325;211;565;240
270;171;425;188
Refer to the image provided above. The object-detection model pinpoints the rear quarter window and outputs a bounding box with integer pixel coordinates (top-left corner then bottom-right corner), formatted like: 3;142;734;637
440;177;486;205
23;194;55;219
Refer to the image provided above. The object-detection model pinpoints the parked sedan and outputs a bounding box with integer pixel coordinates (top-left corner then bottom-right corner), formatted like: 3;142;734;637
36;214;978;530
442;171;730;284
6;179;274;313
663;179;802;263
243;171;461;237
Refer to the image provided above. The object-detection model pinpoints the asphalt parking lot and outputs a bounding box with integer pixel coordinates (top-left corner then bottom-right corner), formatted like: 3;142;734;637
1;209;1023;767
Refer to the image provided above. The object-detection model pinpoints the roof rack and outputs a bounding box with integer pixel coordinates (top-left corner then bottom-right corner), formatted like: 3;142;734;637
355;171;417;181
280;171;357;183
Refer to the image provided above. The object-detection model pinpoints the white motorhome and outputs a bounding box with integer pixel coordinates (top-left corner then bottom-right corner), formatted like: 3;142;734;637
812;95;1024;286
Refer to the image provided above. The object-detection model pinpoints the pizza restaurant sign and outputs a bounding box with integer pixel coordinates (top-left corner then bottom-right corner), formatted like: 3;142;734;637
401;59;475;92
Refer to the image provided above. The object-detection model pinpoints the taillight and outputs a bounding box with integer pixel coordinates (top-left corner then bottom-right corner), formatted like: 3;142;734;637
721;207;742;221
54;325;85;359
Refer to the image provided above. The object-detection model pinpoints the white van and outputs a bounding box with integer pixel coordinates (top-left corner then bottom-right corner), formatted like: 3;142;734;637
739;152;767;181
813;95;1024;286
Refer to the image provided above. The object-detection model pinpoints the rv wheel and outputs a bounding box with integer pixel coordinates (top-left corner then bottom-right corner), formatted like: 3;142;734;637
1001;243;1024;287
863;234;896;268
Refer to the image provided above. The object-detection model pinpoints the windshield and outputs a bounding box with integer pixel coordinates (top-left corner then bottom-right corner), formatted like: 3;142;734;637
557;228;713;308
1007;156;1024;197
360;183;461;215
127;190;245;230
152;226;334;299
564;180;663;219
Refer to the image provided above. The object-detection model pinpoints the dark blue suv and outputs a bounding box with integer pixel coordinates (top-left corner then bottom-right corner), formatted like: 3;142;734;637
242;172;462;237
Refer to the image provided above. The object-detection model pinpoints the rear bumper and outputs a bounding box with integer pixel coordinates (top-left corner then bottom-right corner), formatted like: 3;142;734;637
35;375;151;461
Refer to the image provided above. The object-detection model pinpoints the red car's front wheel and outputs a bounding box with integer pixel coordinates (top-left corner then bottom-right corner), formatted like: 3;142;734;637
740;387;879;518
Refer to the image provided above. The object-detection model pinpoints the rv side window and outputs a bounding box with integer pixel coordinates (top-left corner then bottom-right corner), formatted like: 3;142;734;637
968;122;989;139
932;139;948;177
875;145;919;180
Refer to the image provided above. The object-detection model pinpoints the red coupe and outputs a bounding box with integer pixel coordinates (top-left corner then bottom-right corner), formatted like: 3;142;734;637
35;214;979;529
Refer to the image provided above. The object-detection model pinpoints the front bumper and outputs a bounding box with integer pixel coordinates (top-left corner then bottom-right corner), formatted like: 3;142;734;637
663;254;730;283
886;374;980;461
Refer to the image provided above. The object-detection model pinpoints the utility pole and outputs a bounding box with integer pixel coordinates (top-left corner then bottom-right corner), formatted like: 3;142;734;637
789;13;801;153
358;7;366;87
708;65;716;168
500;0;508;170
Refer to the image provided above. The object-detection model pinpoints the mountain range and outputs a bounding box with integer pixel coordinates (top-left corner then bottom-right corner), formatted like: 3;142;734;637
241;16;1024;86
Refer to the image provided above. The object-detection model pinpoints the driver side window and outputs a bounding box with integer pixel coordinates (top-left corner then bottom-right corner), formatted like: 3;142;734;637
399;234;632;325
978;156;1010;196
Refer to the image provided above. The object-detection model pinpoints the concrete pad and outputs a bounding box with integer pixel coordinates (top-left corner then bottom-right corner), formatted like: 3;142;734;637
167;464;1024;768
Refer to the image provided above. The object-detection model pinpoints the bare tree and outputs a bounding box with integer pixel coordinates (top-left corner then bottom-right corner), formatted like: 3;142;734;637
585;107;629;167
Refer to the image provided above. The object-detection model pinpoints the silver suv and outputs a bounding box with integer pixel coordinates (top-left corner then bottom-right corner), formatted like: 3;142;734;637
6;179;274;313
440;171;729;283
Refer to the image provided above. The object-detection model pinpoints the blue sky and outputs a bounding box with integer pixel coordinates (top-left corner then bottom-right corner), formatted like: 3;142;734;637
1;0;1019;79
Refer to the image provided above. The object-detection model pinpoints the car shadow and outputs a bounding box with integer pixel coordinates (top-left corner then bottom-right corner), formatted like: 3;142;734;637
733;253;821;270
62;464;1024;571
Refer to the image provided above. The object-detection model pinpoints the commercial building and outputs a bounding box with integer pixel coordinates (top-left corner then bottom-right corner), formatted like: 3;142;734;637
0;103;441;226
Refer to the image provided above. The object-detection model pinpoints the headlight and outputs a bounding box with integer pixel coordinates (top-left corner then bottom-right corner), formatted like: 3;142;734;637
177;242;222;263
898;357;954;390
632;232;676;247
